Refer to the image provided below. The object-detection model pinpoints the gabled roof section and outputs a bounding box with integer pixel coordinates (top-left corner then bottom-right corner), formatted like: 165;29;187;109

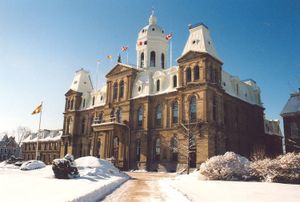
281;92;300;116
181;23;221;62
106;63;139;78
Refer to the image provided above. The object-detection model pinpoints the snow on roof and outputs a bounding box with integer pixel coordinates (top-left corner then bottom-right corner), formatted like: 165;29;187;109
281;92;300;116
22;130;62;143
222;70;262;106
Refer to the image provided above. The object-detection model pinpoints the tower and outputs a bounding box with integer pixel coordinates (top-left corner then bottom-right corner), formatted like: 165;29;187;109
136;11;168;69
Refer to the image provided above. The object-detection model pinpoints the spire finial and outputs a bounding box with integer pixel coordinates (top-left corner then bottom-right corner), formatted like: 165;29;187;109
149;7;157;25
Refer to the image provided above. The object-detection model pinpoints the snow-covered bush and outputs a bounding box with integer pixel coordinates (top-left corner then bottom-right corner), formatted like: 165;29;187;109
250;153;300;183
75;156;121;177
199;152;250;180
20;160;46;170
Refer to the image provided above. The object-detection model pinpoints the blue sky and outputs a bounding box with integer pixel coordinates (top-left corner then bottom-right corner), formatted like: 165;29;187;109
0;0;299;133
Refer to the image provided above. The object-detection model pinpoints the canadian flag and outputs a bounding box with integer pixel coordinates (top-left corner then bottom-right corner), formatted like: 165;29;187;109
166;33;172;41
121;46;128;52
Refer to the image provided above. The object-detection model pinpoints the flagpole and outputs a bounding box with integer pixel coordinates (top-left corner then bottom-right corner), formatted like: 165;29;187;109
96;60;100;90
36;101;43;160
170;40;173;67
126;51;129;64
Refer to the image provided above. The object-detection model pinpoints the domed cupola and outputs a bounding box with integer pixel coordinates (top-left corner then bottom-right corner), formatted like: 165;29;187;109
136;11;168;69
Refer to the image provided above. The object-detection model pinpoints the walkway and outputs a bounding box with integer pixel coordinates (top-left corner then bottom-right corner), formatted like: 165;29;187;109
101;172;190;202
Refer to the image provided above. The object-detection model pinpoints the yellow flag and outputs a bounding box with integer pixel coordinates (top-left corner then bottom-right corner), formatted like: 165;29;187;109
32;104;42;115
107;55;112;60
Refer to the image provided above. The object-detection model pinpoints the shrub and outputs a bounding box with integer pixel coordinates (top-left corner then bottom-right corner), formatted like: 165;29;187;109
199;152;250;180
250;153;300;184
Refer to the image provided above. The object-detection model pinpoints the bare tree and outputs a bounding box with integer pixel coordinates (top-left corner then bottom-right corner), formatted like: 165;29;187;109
15;126;31;145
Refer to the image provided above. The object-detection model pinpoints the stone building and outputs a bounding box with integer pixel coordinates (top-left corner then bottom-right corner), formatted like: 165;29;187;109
22;130;62;164
0;134;20;161
281;89;300;152
264;119;283;156
61;13;267;171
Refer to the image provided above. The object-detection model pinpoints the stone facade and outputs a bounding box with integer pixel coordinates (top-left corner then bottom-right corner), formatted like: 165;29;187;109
22;130;62;164
61;14;268;171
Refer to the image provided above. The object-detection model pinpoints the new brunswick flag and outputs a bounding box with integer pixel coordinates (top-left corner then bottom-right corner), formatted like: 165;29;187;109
32;103;42;115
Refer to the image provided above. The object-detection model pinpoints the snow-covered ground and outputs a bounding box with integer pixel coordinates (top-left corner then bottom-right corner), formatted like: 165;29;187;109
164;171;300;202
0;157;129;202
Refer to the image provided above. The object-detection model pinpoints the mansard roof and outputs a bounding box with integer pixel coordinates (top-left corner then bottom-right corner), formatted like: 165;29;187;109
281;92;300;116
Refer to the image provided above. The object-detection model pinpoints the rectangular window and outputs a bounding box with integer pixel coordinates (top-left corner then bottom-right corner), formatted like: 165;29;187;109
291;122;299;138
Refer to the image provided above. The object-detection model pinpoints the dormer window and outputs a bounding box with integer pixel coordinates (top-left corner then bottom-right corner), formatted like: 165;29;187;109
152;28;155;31
173;75;177;88
83;99;86;108
144;41;147;45
92;96;95;106
156;80;160;92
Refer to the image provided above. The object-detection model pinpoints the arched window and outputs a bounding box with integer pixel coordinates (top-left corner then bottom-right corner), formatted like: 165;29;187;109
186;67;191;82
189;95;197;122
66;117;71;134
156;79;160;92
161;53;165;69
194;65;200;80
155;104;162;127
137;107;143;127
172;101;178;123
81;118;85;134
173;75;177;88
136;139;141;161
113;82;118;100
67;99;70;110
92;96;95;106
119;80;124;98
170;136;178;161
150;51;156;67
213;96;217;121
70;99;74;109
116;108;121;123
155;138;160;161
140;52;144;68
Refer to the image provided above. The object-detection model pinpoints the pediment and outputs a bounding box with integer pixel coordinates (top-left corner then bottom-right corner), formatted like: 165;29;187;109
177;51;203;63
177;51;223;64
105;63;138;78
65;89;82;96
